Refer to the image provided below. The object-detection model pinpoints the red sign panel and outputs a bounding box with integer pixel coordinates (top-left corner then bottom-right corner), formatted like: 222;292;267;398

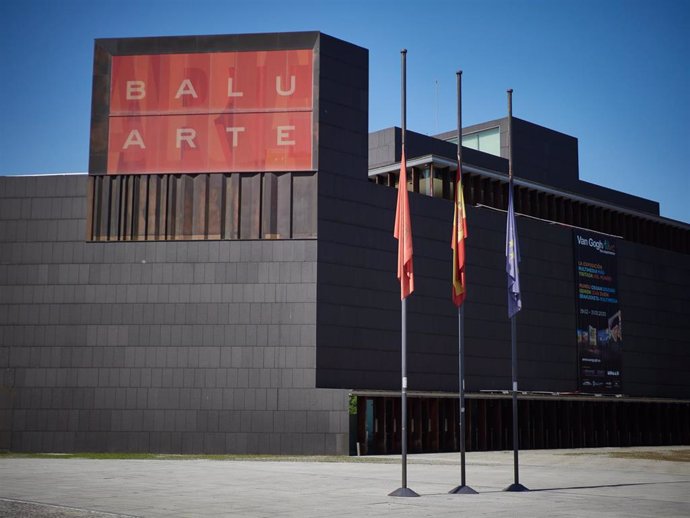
107;112;312;173
107;49;313;174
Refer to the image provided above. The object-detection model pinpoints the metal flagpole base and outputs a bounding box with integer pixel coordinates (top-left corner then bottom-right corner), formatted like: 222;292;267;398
504;483;529;492
448;484;478;494
389;487;420;497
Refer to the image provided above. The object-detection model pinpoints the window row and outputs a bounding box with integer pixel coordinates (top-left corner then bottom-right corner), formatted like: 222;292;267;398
371;166;689;254
87;172;317;241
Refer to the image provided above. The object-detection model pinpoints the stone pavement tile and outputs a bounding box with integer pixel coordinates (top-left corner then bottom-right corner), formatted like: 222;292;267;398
0;499;135;518
1;448;689;517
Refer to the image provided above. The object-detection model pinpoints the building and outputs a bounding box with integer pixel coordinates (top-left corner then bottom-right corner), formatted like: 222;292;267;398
362;120;690;453
1;32;688;455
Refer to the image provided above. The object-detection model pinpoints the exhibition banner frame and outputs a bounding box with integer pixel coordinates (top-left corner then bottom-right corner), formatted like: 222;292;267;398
574;230;622;394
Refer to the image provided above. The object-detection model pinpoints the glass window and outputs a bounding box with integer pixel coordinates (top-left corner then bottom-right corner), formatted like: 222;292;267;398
462;127;500;156
171;174;195;239
192;174;207;240
146;175;161;240
134;175;148;240
121;176;135;240
165;175;176;239
461;133;479;151
262;173;291;239
478;127;500;156
393;167;413;191
207;173;223;240
432;167;445;198
240;173;261;239
419;165;432;196
223;174;239;239
292;173;316;238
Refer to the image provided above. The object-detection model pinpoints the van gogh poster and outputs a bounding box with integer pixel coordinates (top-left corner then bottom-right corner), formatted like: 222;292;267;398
574;231;622;393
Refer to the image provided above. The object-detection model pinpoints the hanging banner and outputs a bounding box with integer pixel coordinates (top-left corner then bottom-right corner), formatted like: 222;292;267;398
574;231;622;393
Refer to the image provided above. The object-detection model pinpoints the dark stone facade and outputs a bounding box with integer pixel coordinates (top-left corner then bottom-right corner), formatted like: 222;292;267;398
0;174;349;454
0;32;369;455
1;31;688;456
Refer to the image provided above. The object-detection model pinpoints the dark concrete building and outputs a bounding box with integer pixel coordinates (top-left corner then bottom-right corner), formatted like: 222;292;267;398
1;32;688;455
361;121;689;453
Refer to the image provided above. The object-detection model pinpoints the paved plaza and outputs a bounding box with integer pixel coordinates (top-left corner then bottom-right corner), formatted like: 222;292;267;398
1;447;689;517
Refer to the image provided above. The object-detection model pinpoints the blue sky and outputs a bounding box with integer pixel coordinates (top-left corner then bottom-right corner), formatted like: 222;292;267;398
1;0;688;223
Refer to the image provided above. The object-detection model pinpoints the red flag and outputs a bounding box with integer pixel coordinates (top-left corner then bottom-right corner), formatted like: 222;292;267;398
394;149;414;299
451;165;468;306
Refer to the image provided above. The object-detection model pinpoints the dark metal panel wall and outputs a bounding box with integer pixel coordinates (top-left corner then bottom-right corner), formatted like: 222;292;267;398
618;241;690;399
316;175;690;399
316;179;579;394
0;174;347;454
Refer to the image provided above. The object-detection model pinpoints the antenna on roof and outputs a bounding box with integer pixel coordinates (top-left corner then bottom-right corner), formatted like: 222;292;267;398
434;80;439;135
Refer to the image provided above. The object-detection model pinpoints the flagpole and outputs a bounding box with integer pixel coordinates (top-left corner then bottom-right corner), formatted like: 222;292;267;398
389;48;418;498
505;88;528;492
449;70;476;495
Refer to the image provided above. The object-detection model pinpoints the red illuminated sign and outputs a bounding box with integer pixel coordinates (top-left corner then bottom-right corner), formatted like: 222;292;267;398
107;49;313;174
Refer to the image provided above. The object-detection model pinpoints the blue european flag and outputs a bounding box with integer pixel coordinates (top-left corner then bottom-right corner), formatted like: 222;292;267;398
506;180;522;318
